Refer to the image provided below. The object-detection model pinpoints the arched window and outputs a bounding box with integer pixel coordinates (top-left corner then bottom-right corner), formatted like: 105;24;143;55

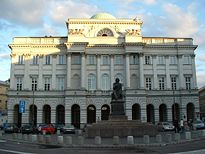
97;28;113;36
88;74;96;90
101;74;110;90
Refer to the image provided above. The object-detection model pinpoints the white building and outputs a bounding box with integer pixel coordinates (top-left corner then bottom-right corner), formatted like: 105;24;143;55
8;13;199;128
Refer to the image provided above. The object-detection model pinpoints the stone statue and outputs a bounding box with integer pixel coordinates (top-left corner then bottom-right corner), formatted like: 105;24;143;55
112;78;123;100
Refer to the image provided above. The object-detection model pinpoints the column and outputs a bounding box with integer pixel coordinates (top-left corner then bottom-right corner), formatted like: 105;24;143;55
153;56;158;89
81;54;86;89
37;109;42;125
96;55;101;90
155;108;159;123
178;55;184;89
51;55;57;90
38;55;43;90
66;53;71;89
51;107;56;124
191;55;197;89
165;56;171;89
167;107;172;122
141;102;147;122
65;101;71;124
24;55;30;90
125;54;130;88
139;53;144;89
110;55;114;89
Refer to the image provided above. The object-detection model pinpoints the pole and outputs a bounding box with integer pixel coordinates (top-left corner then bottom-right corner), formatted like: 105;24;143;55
32;90;34;127
173;90;176;120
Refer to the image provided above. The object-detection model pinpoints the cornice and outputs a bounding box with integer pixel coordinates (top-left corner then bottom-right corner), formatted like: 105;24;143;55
9;44;66;48
145;44;198;50
67;20;142;25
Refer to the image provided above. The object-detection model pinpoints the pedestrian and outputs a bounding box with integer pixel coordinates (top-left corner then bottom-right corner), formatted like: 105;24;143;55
173;119;179;133
180;119;184;132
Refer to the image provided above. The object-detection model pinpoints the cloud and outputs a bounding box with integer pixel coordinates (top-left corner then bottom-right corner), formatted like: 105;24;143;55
197;71;205;88
159;3;200;37
48;0;99;26
0;53;10;59
0;0;46;27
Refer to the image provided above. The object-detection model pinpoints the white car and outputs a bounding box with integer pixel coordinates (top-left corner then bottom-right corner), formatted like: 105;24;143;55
158;122;175;131
192;120;205;130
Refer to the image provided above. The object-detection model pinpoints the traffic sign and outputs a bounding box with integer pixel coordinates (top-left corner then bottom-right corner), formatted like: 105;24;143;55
19;100;26;113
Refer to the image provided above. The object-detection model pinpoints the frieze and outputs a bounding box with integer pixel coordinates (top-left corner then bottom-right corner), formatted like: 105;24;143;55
69;29;84;35
126;29;141;36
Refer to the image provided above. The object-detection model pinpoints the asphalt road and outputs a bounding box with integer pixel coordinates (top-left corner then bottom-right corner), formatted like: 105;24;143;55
1;138;205;154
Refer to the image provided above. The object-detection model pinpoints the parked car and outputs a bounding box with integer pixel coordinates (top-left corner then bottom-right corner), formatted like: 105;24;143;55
61;124;75;134
4;123;20;133
38;124;56;134
21;124;35;134
54;124;65;133
157;122;175;131
192;120;205;130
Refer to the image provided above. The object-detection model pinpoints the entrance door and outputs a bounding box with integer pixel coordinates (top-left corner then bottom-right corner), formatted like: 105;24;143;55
87;105;96;124
101;105;110;120
14;104;22;127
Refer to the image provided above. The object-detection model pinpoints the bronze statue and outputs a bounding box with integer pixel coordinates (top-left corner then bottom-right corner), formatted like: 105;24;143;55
112;78;123;100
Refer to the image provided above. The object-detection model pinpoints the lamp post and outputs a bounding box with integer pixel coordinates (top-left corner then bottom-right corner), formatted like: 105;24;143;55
32;90;35;127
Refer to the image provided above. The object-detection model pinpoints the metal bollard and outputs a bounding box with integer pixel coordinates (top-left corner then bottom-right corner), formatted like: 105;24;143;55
45;135;51;144
156;134;162;143
57;136;64;145
57;130;61;135
17;133;22;140
201;130;205;137
143;135;150;144
95;136;101;145
64;136;72;145
23;134;28;140
12;133;17;139
127;136;134;145
113;136;119;145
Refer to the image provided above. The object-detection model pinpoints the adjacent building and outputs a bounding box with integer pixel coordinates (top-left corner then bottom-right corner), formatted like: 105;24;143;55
199;86;205;119
8;13;199;128
0;80;9;115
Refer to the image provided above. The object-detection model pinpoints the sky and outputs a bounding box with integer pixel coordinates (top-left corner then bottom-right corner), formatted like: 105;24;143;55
0;0;205;88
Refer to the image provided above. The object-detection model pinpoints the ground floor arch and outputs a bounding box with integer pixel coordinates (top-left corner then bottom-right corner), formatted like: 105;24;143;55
29;104;37;126
43;104;51;124
132;103;141;120
101;104;110;120
56;105;65;124
187;103;195;121
87;104;96;124
172;103;180;122
71;104;80;128
159;104;167;122
13;104;22;127
147;104;155;123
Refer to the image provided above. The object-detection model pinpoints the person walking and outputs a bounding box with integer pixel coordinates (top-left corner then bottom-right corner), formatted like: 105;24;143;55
180;119;184;132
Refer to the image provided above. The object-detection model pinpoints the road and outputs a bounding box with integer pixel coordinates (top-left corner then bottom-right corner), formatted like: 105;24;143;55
1;138;205;154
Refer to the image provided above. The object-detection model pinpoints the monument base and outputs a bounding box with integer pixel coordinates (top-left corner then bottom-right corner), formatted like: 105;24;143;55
85;119;158;138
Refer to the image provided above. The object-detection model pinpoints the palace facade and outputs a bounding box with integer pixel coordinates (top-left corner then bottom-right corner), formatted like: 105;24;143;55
8;13;199;128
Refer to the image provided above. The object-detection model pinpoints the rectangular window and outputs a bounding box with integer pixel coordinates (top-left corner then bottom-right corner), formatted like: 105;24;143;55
16;77;23;91
130;55;138;64
45;55;51;65
158;56;165;64
44;77;51;91
101;55;109;65
88;55;96;65
170;56;177;65
31;77;37;91
145;77;152;90
185;76;191;90
145;56;151;64
171;76;177;90
159;77;165;90
58;55;65;64
57;77;65;90
184;55;192;64
71;54;81;64
115;55;123;65
32;56;39;65
18;55;24;64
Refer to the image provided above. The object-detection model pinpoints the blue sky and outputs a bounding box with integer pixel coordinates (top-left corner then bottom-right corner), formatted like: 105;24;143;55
0;0;205;88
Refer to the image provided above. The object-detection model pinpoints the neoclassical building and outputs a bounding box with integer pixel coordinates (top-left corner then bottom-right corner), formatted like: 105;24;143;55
8;13;199;128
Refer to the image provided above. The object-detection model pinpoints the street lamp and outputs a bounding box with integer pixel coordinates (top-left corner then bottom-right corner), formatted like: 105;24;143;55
32;90;35;127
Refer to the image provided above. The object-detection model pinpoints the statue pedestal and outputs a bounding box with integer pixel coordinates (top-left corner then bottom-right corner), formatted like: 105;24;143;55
110;100;127;120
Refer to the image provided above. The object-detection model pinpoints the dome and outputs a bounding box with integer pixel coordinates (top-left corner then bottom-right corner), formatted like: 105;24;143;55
90;13;116;19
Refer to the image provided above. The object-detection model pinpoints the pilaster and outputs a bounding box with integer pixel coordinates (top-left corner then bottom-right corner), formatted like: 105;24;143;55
125;54;130;88
66;53;71;89
165;56;171;89
110;55;114;89
52;54;57;90
97;55;101;90
139;53;144;89
81;53;86;89
153;55;158;89
38;55;43;90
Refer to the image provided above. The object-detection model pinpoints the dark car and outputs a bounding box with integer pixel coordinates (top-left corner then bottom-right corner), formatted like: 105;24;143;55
61;124;75;134
4;123;20;133
54;124;65;133
21;124;34;134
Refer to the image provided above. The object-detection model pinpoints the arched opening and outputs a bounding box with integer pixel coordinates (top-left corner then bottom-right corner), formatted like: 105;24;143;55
97;28;114;36
132;103;141;120
13;104;22;127
87;105;96;124
101;104;110;120
159;104;167;122
102;34;107;36
187;103;195;121
71;104;80;128
56;105;65;124
172;103;180;122
43;104;51;124
29;104;37;126
146;104;155;123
